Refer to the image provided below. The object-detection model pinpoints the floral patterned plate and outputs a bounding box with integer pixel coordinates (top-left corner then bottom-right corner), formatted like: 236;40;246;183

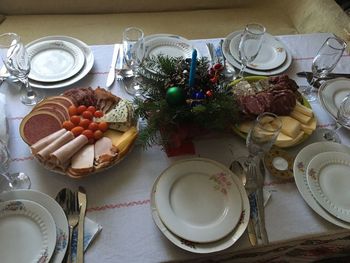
307;151;350;223
0;190;68;263
151;157;249;253
0;199;56;263
293;142;350;229
154;158;243;243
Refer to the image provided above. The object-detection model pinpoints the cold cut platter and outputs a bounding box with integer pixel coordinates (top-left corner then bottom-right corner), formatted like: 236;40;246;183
231;75;316;148
19;87;138;178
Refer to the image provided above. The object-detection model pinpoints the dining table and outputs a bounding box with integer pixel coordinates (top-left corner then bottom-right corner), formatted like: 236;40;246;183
2;32;350;263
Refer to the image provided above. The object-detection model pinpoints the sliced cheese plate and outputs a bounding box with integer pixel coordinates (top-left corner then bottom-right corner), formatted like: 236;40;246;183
19;87;138;179
231;76;316;148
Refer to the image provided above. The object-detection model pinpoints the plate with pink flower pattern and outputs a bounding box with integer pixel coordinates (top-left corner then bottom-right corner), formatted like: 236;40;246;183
154;158;242;243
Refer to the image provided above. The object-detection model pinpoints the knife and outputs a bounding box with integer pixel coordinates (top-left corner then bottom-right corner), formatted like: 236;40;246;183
106;44;120;89
77;186;87;263
297;71;350;80
256;161;269;245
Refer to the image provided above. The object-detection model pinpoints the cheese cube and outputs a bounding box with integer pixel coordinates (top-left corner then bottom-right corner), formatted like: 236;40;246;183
279;116;301;139
294;102;313;117
301;117;317;135
290;110;312;124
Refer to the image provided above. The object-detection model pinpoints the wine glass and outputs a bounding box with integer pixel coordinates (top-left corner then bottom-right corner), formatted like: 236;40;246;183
0;32;42;105
299;36;347;102
122;27;145;96
236;23;266;79
0;140;31;192
314;92;350;143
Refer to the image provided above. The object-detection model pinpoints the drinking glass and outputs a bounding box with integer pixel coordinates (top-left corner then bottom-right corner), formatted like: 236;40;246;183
122;27;145;96
0;140;30;192
237;23;266;79
0;33;42;105
313;92;350;142
300;36;347;102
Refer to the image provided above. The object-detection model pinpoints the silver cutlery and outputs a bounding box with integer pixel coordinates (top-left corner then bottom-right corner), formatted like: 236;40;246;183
106;44;120;89
296;71;350;80
116;44;125;81
206;42;215;65
230;160;257;246
77;187;87;263
249;162;269;245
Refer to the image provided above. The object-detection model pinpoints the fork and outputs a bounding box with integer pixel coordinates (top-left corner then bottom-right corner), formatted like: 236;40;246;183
66;191;79;263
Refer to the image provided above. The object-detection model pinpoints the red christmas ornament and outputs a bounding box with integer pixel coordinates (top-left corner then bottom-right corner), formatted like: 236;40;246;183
206;90;213;97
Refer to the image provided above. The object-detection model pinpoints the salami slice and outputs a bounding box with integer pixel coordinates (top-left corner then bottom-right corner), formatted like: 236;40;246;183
20;111;62;145
33;101;69;120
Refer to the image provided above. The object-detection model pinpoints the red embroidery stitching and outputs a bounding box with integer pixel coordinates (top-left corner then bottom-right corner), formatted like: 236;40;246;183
11;156;34;162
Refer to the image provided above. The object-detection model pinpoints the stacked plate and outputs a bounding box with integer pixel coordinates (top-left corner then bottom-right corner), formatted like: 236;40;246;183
222;31;292;76
318;78;350;123
151;158;249;253
293;141;350;229
0;190;68;263
136;34;201;64
26;36;94;89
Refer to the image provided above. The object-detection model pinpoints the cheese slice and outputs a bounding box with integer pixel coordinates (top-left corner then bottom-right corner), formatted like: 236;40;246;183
279;116;301;139
290;109;312;124
294;102;313;117
276;130;305;148
237;121;253;134
276;132;293;144
103;129;124;146
301;117;317;135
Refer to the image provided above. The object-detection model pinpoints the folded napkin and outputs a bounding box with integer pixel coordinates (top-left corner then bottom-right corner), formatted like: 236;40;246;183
0;93;9;145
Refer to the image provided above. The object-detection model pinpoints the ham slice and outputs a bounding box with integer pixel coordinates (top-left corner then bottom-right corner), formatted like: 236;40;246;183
36;131;75;162
30;129;66;154
94;137;118;168
50;135;88;166
69;144;95;175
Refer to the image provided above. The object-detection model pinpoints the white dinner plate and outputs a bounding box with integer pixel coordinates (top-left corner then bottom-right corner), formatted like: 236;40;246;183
151;158;249;253
0;190;69;263
27;40;85;82
26;36;94;89
223;31;292;76
293;141;350;229
137;34;201;61
154;158;243;243
318;78;350;121
0;199;56;263
229;33;286;70
307;151;350;223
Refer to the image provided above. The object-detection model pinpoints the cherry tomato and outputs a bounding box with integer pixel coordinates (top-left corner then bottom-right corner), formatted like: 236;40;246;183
94;110;104;118
87;106;96;114
94;130;103;140
79;118;91;129
88;122;99;131
77;105;87;115
68;105;77;116
82;110;93;120
62;120;75;131
82;129;94;140
70;115;81;125
71;126;84;137
98;122;109;132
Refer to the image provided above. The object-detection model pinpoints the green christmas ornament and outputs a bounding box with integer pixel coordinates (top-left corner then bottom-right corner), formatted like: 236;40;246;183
166;86;186;106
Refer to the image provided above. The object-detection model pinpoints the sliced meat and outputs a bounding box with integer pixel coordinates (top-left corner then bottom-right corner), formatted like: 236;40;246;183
20;111;62;145
30;128;66;154
242;95;265;115
69;144;95;175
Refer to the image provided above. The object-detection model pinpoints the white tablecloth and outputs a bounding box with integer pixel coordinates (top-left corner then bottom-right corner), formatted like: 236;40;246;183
2;33;350;263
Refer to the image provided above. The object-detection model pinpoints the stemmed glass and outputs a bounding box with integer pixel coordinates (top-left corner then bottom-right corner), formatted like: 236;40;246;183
0;140;31;192
122;27;145;96
313;92;350;143
0;32;42;105
237;23;266;79
299;36;347;102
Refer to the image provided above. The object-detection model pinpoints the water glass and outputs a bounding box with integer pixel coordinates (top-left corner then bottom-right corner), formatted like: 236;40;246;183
246;112;282;157
237;23;266;79
300;36;347;102
122;27;145;96
0;32;42;105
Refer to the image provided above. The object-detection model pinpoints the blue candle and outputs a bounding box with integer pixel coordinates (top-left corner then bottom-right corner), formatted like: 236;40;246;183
189;49;197;87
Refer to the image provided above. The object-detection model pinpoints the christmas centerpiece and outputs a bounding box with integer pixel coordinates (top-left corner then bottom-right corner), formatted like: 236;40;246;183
134;53;239;155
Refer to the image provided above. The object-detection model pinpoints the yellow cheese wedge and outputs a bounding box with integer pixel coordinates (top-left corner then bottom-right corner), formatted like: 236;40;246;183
276;130;305;148
279;116;301;139
301;117;317;135
294;102;313;117
237;121;253;134
103;129;124;146
290;109;312;124
276;132;293;144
